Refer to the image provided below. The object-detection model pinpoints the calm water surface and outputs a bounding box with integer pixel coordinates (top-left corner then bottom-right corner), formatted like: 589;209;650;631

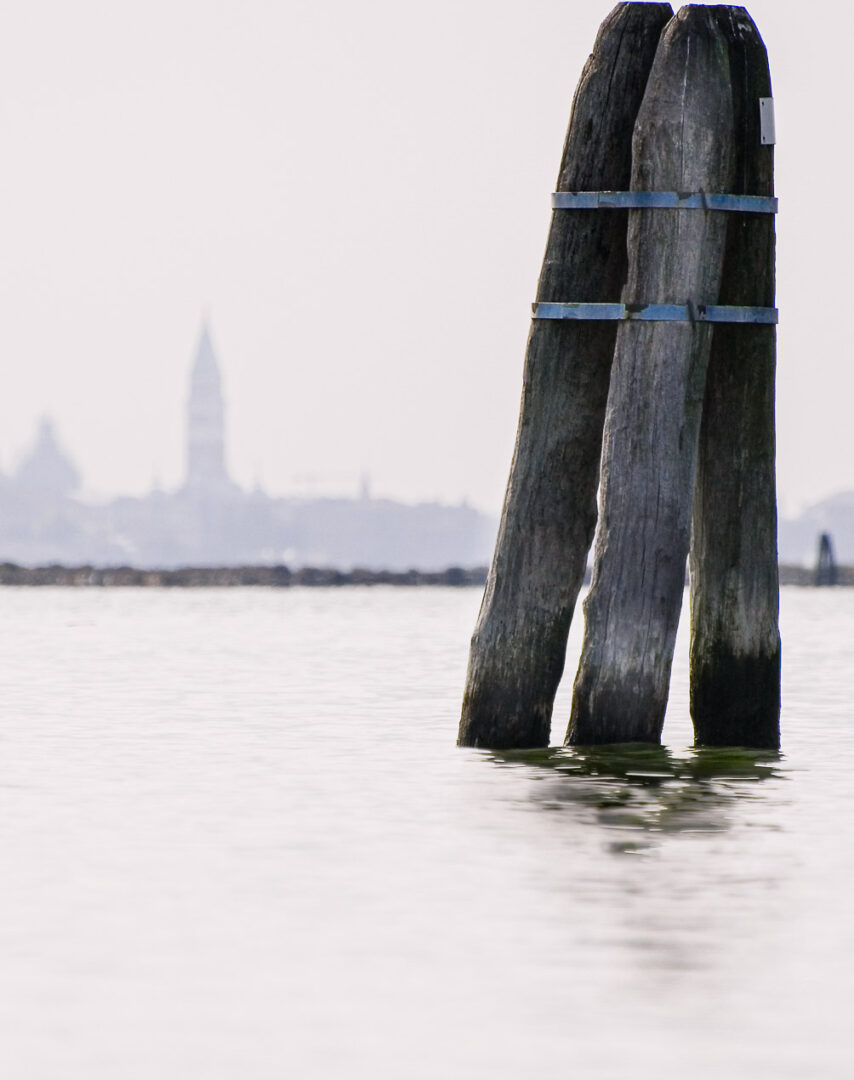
0;586;851;1078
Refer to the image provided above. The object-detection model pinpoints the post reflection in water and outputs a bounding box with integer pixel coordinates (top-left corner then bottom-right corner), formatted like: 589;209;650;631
492;744;783;848
485;742;792;981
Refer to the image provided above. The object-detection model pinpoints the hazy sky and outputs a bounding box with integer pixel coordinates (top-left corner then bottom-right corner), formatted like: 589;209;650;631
0;1;849;514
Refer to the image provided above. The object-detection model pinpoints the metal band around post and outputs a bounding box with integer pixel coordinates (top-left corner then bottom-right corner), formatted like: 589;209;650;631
532;303;778;324
551;191;778;213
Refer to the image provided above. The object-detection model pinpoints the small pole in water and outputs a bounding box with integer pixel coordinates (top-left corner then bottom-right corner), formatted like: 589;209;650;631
815;533;838;587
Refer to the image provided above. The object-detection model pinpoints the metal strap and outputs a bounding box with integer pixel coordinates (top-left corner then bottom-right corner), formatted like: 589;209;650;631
551;191;778;214
532;303;778;324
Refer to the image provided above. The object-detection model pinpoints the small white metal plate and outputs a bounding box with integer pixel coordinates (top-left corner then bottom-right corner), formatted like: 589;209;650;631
760;97;776;145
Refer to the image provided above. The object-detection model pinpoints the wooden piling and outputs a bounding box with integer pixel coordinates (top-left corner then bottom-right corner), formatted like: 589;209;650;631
567;6;735;745
815;533;838;587
458;2;672;749
689;8;781;749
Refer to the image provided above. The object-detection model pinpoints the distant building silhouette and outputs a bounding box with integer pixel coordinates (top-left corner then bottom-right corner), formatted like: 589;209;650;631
184;323;235;497
14;417;80;501
0;321;498;568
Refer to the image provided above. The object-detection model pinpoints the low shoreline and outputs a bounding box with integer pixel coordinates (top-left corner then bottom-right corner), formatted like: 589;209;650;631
0;563;850;587
0;563;489;588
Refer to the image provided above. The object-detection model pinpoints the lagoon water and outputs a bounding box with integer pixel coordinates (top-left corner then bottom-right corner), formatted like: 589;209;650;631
0;585;851;1078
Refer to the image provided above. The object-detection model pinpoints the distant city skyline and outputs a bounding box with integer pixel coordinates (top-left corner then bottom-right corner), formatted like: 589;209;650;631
6;297;853;517
0;325;496;569
1;319;850;569
5;322;390;505
6;304;854;522
1;1;853;516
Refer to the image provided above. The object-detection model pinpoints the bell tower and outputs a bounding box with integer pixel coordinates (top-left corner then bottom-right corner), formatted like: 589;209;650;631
185;321;230;494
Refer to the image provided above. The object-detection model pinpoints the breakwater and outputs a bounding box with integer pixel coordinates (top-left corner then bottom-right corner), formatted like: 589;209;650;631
0;564;489;588
0;563;848;588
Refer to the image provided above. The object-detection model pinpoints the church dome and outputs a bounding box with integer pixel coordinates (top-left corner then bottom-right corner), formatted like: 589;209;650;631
15;417;80;500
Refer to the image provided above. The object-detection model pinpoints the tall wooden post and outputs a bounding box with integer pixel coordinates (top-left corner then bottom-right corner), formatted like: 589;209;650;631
458;2;672;750
689;8;781;749
567;7;735;745
814;533;838;587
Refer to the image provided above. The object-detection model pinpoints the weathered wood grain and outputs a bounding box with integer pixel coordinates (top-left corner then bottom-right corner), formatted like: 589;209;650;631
689;7;780;749
458;2;673;749
567;6;735;745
